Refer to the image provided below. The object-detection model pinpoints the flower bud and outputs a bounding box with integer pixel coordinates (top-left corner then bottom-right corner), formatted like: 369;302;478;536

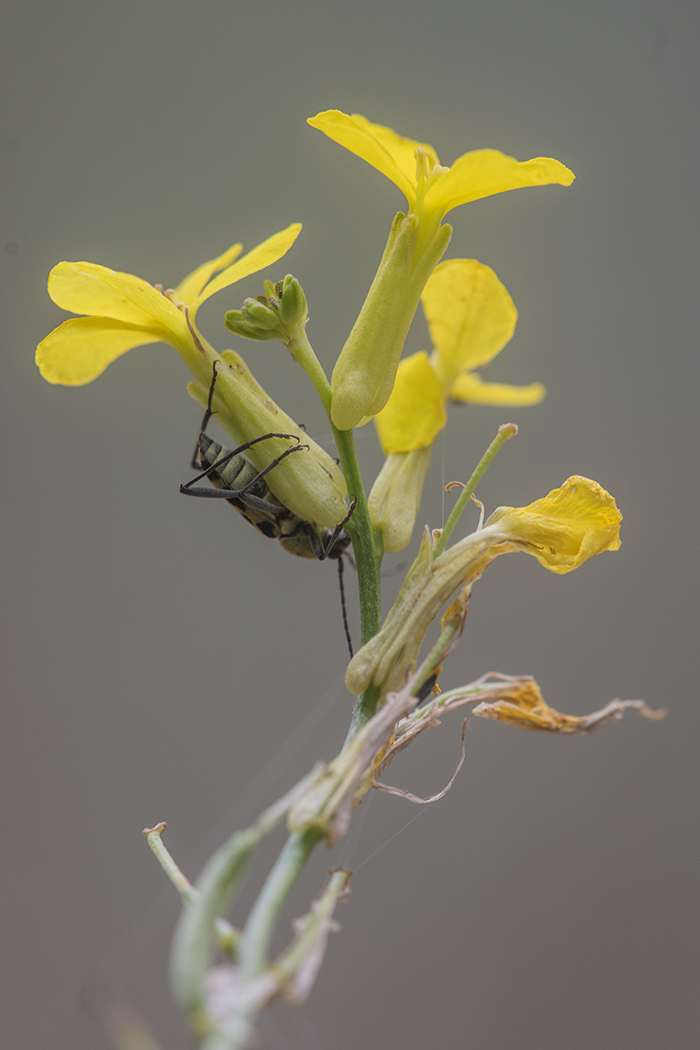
224;275;309;348
367;446;433;552
278;274;308;332
242;296;282;329
223;309;280;342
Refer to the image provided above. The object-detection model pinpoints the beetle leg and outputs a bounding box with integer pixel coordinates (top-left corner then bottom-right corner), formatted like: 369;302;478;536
181;439;308;497
190;362;221;468
317;496;358;560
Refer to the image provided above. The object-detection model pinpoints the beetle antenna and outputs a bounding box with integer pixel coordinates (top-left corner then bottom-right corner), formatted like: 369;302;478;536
337;557;354;658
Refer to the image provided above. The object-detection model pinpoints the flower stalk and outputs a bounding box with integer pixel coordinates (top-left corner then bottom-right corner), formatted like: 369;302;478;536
433;422;518;558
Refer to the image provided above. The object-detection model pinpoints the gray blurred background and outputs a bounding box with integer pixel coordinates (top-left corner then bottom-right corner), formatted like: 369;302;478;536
2;1;698;1047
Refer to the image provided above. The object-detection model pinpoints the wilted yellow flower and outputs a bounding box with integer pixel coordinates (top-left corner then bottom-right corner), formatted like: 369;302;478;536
485;475;622;574
471;678;665;733
348;476;622;696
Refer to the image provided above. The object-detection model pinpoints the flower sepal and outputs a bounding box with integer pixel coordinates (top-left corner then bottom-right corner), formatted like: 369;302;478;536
187;349;349;529
367;447;434;552
330;214;452;431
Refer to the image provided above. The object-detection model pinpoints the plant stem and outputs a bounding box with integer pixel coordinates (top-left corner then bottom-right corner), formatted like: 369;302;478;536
332;424;384;739
342;682;382;746
332;425;381;648
239;829;324;980
410;621;460;697
144;823;238;953
433;423;518;559
286;329;333;415
289;329;381;650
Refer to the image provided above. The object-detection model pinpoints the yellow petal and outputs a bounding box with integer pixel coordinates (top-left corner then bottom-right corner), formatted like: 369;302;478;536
486;476;621;574
426;149;575;217
36;317;163;385
48;262;188;346
193;224;302;308
173;241;243;308
374;352;446;453
422;259;517;377
450;372;546;406
308;110;437;207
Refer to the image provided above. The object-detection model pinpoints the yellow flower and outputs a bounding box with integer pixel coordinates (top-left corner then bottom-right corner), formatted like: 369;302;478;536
36;226;352;529
368;260;544;550
376;259;545;456
308;110;574;256
309;111;572;433
36;225;301;386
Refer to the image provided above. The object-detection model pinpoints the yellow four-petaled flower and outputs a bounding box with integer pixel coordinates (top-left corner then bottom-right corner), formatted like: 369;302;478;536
36;225;301;386
308;111;575;255
308;110;574;432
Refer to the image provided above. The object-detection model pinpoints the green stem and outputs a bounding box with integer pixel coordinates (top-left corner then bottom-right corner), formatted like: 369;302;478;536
286;329;333;415
332;425;384;738
409;620;460;698
239;829;324;980
433;423;518;559
144;824;238;956
288;328;381;652
343;682;382;746
144;823;198;906
332;426;382;648
170;770;321;1027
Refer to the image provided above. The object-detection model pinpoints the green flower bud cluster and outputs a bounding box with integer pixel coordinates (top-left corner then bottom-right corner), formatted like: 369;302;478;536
224;275;307;344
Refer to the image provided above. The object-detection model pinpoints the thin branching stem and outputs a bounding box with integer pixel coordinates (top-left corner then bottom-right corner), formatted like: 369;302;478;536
239;829;325;980
433;423;517;559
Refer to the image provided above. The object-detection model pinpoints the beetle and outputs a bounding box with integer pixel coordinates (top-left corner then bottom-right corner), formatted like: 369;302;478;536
180;364;354;561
